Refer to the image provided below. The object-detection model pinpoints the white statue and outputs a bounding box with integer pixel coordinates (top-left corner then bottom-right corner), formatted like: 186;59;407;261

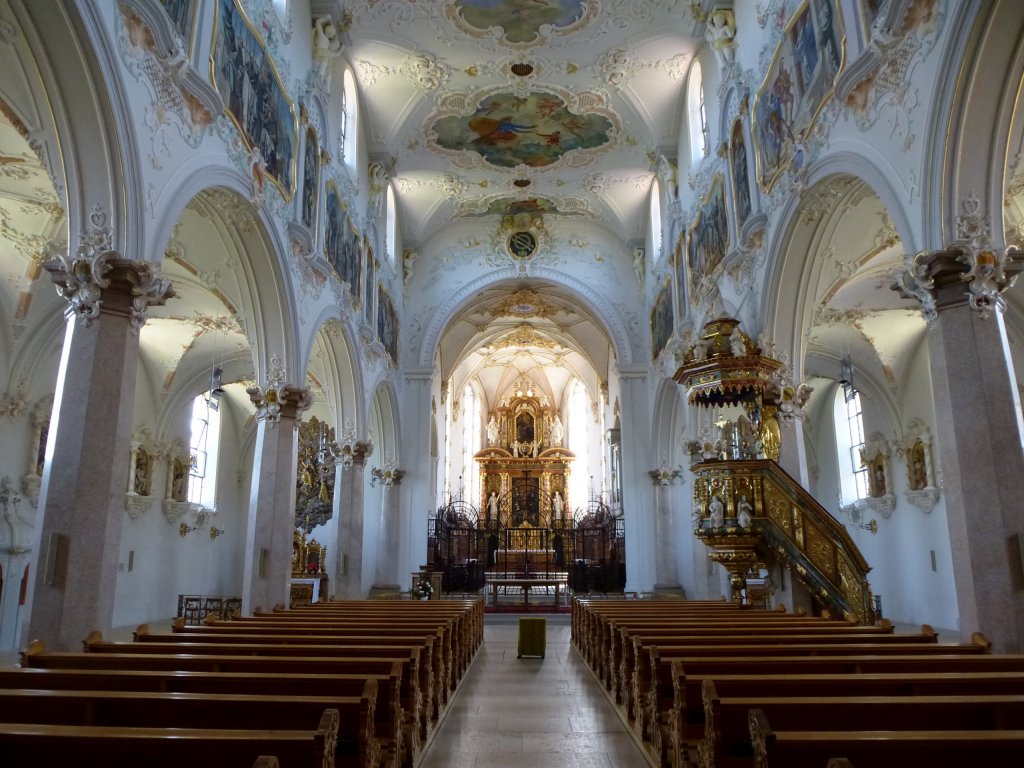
736;495;753;528
552;490;564;518
706;10;737;70
486;416;499;446
730;326;746;357
512;439;520;458
551;415;564;446
532;441;539;458
708;495;725;528
692;341;707;362
633;248;645;287
312;17;342;82
488;491;499;518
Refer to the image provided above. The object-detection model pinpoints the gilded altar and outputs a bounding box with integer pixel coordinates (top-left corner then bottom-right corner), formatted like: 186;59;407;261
474;382;575;527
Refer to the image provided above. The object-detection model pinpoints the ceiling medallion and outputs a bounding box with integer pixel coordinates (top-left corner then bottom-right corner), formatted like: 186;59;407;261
508;230;538;260
513;179;532;188
510;62;534;77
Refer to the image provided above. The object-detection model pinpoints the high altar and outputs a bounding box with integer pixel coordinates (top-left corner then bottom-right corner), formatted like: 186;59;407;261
474;381;575;544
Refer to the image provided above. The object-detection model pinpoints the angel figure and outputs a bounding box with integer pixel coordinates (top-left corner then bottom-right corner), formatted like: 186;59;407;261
312;17;342;82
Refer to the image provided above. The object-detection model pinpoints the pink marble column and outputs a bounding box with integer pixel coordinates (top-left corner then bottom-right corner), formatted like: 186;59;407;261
241;384;311;614
24;256;173;650
332;442;371;599
895;247;1024;651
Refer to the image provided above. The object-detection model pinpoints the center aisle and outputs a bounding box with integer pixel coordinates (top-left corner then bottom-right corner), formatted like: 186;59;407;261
420;613;652;768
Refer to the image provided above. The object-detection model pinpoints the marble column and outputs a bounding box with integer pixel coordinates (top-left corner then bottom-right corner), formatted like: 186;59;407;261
331;442;371;599
23;256;173;650
241;384;312;614
373;469;405;590
894;246;1024;651
648;469;682;591
617;369;656;593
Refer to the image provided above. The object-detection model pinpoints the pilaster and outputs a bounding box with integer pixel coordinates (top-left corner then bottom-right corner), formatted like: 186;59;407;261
24;256;173;650
617;370;655;593
372;467;405;590
648;467;682;590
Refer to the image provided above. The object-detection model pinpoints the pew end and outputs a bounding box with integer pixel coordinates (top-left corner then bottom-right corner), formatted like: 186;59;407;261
133;624;150;641
973;632;993;652
82;630;104;651
252;759;279;768
19;639;44;666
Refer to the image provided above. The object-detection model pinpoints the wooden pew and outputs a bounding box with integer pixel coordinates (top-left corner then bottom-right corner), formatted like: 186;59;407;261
22;643;422;768
701;680;1024;768
0;666;402;768
0;686;376;768
0;709;339;768
129;627;446;726
748;708;1024;768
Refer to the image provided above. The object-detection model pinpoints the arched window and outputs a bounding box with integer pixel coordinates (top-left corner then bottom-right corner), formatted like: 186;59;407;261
340;68;358;171
567;379;590;511
687;60;709;165
649;177;663;259
461;383;482;504
187;392;221;509
833;387;868;504
385;182;397;265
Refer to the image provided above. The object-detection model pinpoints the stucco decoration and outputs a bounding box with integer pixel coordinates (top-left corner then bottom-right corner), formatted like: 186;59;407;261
429;88;618;170
861;431;896;518
445;0;597;48
901;417;939;513
116;0;221;161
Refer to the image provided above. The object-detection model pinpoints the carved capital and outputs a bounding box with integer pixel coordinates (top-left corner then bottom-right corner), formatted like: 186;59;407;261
45;242;174;332
247;383;313;424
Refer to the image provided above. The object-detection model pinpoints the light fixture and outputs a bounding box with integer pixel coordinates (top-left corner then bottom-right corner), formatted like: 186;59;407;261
179;521;195;537
839;354;856;402
210;526;224;540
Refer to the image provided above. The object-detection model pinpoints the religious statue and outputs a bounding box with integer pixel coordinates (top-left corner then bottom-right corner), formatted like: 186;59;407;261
512;439;520;458
133;448;151;496
551;415;564;446
532;441;539;458
692;341;707;362
487;490;499;518
552;490;564;518
729;326;746;357
736;495;753;528
708;495;725;528
909;441;928;490
486;416;499;446
706;10;737;70
171;458;187;502
312;17;342;82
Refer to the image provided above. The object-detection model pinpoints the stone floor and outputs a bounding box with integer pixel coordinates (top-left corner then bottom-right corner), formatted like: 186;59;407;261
419;614;652;768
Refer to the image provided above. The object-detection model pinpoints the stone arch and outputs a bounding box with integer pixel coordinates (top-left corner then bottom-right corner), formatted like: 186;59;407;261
301;309;366;438
415;266;635;368
150;169;300;383
924;1;1024;249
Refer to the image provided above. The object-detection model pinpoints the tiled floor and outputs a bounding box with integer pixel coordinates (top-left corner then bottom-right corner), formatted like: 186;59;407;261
420;614;652;768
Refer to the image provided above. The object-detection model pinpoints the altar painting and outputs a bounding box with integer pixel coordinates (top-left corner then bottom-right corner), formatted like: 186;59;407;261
212;0;296;194
377;288;398;364
651;281;673;362
431;90;614;169
687;174;729;305
752;0;844;191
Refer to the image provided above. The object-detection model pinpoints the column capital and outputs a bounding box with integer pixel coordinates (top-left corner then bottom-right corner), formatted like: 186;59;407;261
246;383;313;424
45;254;175;332
336;441;373;469
649;466;682;486
892;246;1024;323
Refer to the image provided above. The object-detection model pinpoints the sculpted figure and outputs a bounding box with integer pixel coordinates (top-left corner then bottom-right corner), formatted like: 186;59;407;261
708;495;725;528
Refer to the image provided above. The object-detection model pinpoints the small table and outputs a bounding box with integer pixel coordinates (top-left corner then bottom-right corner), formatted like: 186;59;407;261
489;578;562;608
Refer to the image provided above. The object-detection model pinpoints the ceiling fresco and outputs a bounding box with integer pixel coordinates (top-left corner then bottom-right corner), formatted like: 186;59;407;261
459;196;580;217
445;0;596;46
430;90;615;168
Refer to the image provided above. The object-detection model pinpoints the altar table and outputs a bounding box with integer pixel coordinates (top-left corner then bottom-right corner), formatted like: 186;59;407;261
488;578;562;608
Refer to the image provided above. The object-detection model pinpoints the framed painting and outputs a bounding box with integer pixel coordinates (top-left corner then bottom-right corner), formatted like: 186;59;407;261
363;238;376;323
729;119;752;229
687;173;729;306
673;232;687;320
324;181;345;273
377;287;398;364
651;280;673;362
211;0;297;196
752;0;845;192
301;126;319;231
